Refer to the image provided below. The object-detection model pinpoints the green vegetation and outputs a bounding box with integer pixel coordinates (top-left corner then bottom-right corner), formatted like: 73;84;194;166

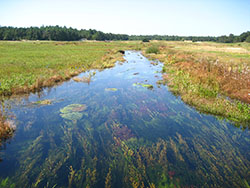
0;40;249;127
245;36;250;43
0;108;15;148
34;99;52;105
161;64;249;127
0;49;249;187
0;41;138;96
0;108;15;162
0;26;129;41
133;83;154;90
1;91;248;187
105;88;118;92
146;46;159;54
130;31;250;43
1;26;249;43
60;104;87;121
0;177;15;188
143;41;250;127
142;38;150;42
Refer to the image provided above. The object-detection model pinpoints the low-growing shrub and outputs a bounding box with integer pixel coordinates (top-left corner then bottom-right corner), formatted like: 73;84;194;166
146;46;159;54
142;38;150;42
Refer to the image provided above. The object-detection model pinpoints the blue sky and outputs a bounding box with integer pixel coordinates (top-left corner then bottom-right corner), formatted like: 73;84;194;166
0;0;249;36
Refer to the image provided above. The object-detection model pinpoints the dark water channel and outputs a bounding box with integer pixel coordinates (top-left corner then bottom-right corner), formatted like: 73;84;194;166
0;51;249;188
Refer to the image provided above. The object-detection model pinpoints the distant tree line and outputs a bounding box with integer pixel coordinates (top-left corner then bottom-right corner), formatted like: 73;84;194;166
0;26;249;43
0;26;129;41
130;31;250;43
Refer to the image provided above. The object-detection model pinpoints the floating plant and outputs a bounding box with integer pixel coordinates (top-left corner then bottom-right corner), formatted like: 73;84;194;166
132;82;154;90
105;88;118;92
141;84;153;89
59;104;87;121
33;99;52;105
60;112;83;121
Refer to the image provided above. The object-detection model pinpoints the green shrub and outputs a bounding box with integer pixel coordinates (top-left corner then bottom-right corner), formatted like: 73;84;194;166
142;38;150;42
146;46;159;54
245;36;250;43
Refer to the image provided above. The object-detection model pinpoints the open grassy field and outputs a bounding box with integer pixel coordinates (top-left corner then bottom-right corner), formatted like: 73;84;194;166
143;41;250;127
0;40;249;127
0;40;145;144
0;41;140;96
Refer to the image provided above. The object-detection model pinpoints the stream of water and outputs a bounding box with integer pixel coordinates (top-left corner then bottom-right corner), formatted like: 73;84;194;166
0;51;249;187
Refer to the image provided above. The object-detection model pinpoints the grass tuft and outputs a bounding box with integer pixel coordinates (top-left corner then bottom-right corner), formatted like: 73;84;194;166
146;46;160;54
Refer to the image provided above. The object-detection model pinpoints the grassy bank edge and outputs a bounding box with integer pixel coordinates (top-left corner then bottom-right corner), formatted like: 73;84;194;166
0;46;126;145
0;48;125;97
142;46;250;129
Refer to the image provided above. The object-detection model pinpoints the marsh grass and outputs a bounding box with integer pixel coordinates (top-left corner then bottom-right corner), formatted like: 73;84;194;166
0;41;137;96
146;45;160;54
0;109;15;148
144;42;250;127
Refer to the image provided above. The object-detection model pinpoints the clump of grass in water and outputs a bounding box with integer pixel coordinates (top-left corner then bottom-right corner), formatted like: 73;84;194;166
0;109;15;148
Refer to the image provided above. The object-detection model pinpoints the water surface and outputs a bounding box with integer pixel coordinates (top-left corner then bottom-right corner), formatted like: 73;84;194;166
0;51;249;188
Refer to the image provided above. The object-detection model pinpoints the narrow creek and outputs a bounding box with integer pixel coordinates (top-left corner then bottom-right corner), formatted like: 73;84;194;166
0;51;249;187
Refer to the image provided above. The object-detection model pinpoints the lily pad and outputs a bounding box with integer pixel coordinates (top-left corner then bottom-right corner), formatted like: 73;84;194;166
60;104;87;114
60;104;87;121
60;112;83;121
105;88;118;92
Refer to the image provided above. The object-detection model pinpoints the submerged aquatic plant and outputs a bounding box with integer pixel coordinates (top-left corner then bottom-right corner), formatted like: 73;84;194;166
0;177;15;188
60;104;87;121
60;112;83;121
1;50;250;188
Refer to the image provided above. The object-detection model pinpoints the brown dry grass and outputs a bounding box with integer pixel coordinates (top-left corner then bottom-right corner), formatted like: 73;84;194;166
145;42;250;104
143;42;250;126
171;52;250;103
0;109;15;147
